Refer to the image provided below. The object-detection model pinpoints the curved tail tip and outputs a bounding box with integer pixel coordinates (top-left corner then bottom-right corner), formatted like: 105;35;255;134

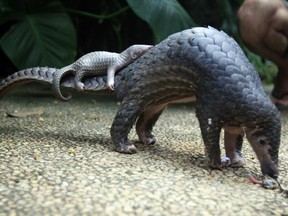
58;93;72;102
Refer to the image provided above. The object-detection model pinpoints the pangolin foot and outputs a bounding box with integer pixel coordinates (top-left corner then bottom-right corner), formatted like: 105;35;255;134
221;156;231;167
220;156;245;168
115;143;138;154
107;82;115;91
229;157;246;167
75;81;85;91
139;132;158;145
208;161;222;170
226;154;246;167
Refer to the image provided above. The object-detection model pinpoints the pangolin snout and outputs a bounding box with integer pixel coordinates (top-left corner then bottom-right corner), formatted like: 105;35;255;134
261;162;278;179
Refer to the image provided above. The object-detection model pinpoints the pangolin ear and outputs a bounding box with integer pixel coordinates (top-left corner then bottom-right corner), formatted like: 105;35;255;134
132;54;138;59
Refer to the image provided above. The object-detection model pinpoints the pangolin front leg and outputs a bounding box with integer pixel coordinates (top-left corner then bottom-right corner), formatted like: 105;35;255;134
196;107;222;169
224;130;246;167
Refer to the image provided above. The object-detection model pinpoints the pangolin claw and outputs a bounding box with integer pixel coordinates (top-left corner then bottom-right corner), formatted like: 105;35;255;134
115;144;138;154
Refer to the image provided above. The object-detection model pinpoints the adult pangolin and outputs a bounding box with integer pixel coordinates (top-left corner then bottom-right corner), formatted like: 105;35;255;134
0;26;281;179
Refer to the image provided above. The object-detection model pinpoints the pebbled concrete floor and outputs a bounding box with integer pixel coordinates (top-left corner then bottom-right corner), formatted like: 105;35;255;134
0;84;287;216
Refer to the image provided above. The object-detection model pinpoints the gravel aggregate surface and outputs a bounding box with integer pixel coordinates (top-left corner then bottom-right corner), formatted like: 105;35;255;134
0;85;288;216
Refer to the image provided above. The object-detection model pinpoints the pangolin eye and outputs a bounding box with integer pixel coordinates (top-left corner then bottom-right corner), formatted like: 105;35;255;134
258;138;266;145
